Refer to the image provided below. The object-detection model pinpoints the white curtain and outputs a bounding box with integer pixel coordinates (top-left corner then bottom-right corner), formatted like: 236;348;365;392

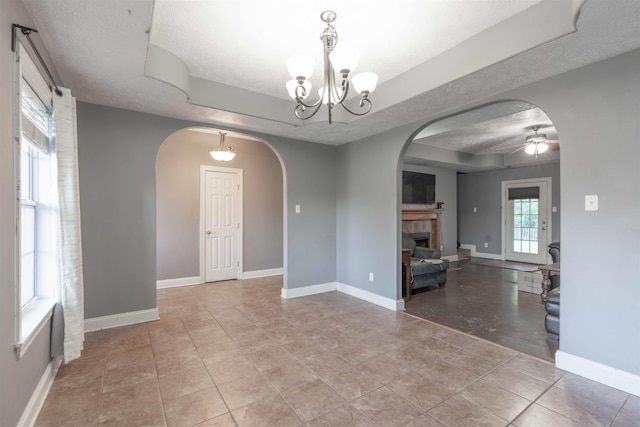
53;87;84;362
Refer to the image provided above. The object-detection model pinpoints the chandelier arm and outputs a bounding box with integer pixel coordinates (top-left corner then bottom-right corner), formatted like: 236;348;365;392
294;102;324;120
339;96;372;116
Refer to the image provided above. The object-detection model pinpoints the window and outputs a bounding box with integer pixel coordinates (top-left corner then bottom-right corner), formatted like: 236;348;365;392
15;43;57;357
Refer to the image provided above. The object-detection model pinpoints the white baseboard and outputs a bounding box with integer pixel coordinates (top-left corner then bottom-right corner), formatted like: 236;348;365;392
242;268;284;280
459;243;503;260
280;281;405;312
556;350;640;397
442;254;459;261
156;276;201;289
84;308;160;332
281;282;337;299
17;357;62;427
337;282;405;312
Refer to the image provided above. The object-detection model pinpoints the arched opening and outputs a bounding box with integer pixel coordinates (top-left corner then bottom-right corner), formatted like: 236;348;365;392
398;100;561;361
156;127;287;289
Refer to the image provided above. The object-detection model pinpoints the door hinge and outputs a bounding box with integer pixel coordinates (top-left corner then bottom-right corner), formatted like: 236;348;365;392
237;261;239;266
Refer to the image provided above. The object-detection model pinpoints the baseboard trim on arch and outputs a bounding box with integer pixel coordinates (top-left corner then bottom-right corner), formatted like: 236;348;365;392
84;308;160;332
156;276;201;289
241;268;284;280
17;357;62;427
555;350;640;397
280;281;404;312
337;282;405;311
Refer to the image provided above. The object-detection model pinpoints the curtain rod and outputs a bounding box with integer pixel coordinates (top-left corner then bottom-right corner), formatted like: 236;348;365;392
12;24;63;96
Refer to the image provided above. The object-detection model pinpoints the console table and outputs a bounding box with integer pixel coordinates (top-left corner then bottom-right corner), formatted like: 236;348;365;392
539;262;560;303
402;249;412;301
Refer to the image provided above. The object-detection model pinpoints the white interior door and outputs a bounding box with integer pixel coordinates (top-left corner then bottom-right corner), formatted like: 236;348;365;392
205;170;239;282
504;179;551;264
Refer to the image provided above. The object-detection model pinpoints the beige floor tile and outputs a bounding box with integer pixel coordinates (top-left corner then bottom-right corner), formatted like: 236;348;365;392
301;351;353;378
35;407;99;427
195;413;237;426
512;403;582;427
351;386;423;427
233;331;279;353
359;354;417;384
158;365;215;401
281;378;346;421
387;372;455;411
307;404;375;427
102;358;157;393
261;360;318;392
189;328;233;348
100;378;162;421
99;400;166;426
443;350;506;376
403;413;447;427
613;394;640;426
414;358;479;391
217;372;278;410
197;339;244;364
482;365;551;400
163;387;228;427
324;368;383;401
205;355;260;385
231;394;303;427
554;373;629;408
246;345;298;371
460;340;519;364
106;344;154;369
108;331;151;353
459;379;531;421
428;394;506;427
537;385;625;426
502;354;565;384
155;346;204;377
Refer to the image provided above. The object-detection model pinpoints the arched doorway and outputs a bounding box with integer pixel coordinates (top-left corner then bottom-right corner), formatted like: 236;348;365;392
156;127;286;288
399;100;561;361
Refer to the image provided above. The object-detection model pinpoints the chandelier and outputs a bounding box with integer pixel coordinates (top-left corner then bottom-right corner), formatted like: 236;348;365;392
286;10;379;124
209;132;236;161
524;126;549;157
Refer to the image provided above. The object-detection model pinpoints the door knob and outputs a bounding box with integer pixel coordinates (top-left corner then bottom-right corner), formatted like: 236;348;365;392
207;230;212;235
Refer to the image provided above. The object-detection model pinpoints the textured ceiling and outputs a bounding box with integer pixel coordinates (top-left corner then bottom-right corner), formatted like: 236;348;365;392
20;0;640;165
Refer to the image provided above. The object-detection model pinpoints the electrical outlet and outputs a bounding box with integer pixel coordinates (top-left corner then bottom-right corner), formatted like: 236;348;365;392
585;195;598;211
295;205;301;213
369;272;374;282
484;242;489;248
473;207;477;213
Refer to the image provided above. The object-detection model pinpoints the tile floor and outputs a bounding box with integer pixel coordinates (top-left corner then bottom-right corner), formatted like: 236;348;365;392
35;276;639;427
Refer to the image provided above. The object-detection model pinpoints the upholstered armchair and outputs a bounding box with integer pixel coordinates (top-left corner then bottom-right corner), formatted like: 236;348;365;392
402;234;449;292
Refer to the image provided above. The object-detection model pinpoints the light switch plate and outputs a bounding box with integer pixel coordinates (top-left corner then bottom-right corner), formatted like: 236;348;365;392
295;205;301;213
585;195;598;211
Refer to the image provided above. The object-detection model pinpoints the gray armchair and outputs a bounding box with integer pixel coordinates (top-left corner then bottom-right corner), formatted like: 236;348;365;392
402;234;449;293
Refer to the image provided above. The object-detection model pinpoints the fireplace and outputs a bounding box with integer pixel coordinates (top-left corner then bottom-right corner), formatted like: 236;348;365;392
408;232;430;248
402;209;441;250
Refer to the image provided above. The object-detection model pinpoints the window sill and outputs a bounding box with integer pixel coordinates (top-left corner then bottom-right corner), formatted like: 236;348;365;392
15;298;57;360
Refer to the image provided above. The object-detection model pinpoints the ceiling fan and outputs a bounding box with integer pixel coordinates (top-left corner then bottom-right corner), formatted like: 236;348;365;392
511;125;560;157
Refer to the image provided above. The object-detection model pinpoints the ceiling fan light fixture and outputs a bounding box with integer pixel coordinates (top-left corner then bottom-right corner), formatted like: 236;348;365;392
537;142;549;153
524;144;537;155
209;132;236;162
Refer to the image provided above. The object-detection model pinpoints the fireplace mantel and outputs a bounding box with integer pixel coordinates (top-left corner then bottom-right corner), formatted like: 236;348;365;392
402;209;442;250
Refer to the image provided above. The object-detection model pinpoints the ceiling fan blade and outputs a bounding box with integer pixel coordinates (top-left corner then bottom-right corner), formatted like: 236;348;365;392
508;145;527;155
546;139;560;143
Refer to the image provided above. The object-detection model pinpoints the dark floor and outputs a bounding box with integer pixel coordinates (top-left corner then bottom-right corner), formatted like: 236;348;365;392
405;257;559;362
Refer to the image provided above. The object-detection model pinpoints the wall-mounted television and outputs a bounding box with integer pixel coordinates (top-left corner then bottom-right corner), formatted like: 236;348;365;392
402;171;435;204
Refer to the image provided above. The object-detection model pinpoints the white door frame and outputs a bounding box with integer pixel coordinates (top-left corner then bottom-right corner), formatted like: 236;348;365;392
501;177;552;263
199;165;243;283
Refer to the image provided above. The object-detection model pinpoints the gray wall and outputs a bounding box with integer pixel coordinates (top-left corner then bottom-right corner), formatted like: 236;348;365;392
337;49;640;377
336;125;416;300
402;164;458;257
77;103;336;319
0;1;58;425
457;163;560;255
156;130;283;279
